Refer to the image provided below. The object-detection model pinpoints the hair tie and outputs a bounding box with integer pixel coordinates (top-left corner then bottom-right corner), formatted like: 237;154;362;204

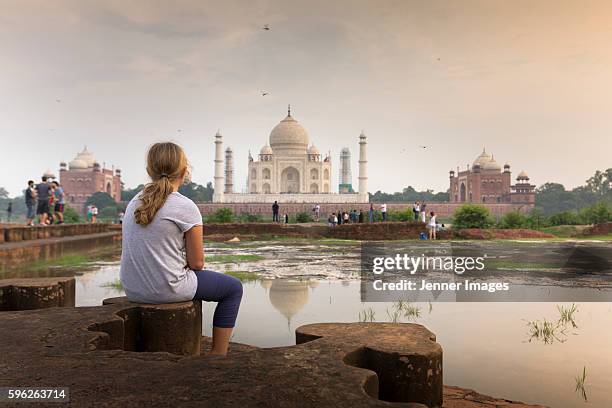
160;173;169;179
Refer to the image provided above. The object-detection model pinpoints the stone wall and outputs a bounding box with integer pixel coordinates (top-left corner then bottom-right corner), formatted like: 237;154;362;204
1;223;115;243
198;202;534;219
204;222;451;241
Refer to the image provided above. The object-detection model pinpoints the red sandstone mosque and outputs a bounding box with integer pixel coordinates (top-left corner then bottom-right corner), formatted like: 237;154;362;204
58;147;122;212
449;149;535;204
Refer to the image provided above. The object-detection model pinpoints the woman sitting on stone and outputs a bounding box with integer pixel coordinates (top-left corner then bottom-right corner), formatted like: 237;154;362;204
120;142;243;356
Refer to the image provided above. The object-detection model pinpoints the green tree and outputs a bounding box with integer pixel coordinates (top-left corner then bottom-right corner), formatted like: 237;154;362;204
452;204;494;229
121;184;144;201
85;192;116;210
499;211;528;229
580;201;611;224
548;211;581;226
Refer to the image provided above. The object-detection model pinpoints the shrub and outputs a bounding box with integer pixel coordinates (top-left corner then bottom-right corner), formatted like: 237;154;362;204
452;204;494;229
388;209;413;222
580;201;612;224
207;208;234;223
499;211;528;229
63;205;81;224
294;212;312;223
548;211;581;226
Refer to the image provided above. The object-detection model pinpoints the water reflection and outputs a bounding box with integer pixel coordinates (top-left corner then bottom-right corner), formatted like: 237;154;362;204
9;239;612;408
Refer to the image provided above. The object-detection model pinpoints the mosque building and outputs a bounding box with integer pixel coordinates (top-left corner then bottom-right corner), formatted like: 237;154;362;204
58;146;122;212
449;148;535;204
212;107;369;203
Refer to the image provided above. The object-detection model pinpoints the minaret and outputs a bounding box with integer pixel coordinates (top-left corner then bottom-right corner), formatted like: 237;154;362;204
224;147;234;194
213;130;224;202
339;148;352;193
358;131;368;201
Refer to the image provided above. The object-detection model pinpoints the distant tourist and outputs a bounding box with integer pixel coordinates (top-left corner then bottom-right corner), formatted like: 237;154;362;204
313;204;320;221
420;202;427;223
272;201;280;222
35;176;51;226
52;181;65;224
358;210;364;223
333;213;338;226
381;203;387;222
413;201;420;221
428;211;437;240
284;213;289;224
25;180;37;226
118;211;124;225
119;142;242;356
91;204;98;223
327;213;334;226
6;202;12;223
337;209;343;225
343;211;349;224
86;205;93;223
368;204;374;223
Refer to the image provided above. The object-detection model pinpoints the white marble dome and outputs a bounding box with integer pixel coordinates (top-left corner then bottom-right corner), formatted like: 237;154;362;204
307;144;320;155
69;158;87;169
269;114;309;153
260;144;273;155
517;170;529;179
473;148;492;168
483;156;501;171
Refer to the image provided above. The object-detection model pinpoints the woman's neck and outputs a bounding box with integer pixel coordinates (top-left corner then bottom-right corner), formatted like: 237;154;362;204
171;179;182;192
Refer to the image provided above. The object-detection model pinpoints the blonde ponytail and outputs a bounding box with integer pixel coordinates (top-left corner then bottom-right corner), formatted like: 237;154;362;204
134;142;188;225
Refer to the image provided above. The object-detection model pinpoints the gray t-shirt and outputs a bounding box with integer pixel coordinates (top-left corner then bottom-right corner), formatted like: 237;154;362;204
120;192;202;303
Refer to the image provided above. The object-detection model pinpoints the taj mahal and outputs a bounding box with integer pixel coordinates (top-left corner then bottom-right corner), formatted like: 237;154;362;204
212;107;369;204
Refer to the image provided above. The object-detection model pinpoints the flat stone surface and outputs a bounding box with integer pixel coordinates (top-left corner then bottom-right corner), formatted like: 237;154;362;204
0;301;546;407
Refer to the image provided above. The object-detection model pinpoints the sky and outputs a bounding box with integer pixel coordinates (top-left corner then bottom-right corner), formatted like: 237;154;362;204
1;0;611;197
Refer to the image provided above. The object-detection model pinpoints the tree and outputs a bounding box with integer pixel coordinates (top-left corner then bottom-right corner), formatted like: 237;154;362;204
121;184;144;201
0;187;9;199
580;201;611;225
499;211;528;229
452;205;494;229
548;211;581;226
85;192;116;210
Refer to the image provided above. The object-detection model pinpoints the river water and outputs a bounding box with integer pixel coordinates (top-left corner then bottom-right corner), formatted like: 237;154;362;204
14;239;612;408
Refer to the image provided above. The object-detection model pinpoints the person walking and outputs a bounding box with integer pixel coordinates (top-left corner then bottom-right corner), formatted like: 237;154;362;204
120;142;242;356
35;176;51;225
421;202;427;223
284;213;289;224
381;203;387;222
413;201;420;221
52;181;65;224
358;210;364;223
313;204;320;222
86;205;93;223
6;202;12;223
272;201;280;222
368;204;374;223
91;204;98;223
428;211;437;240
25;180;37;226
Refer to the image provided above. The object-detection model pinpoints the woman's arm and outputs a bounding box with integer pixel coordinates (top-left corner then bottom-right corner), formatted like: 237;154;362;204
185;225;204;270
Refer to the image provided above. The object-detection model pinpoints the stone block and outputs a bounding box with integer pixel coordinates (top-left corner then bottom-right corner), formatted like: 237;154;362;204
0;277;75;311
102;296;202;356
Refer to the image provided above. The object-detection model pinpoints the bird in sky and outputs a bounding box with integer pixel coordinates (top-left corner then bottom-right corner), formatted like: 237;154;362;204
419;145;428;149
262;24;270;31
261;91;269;96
